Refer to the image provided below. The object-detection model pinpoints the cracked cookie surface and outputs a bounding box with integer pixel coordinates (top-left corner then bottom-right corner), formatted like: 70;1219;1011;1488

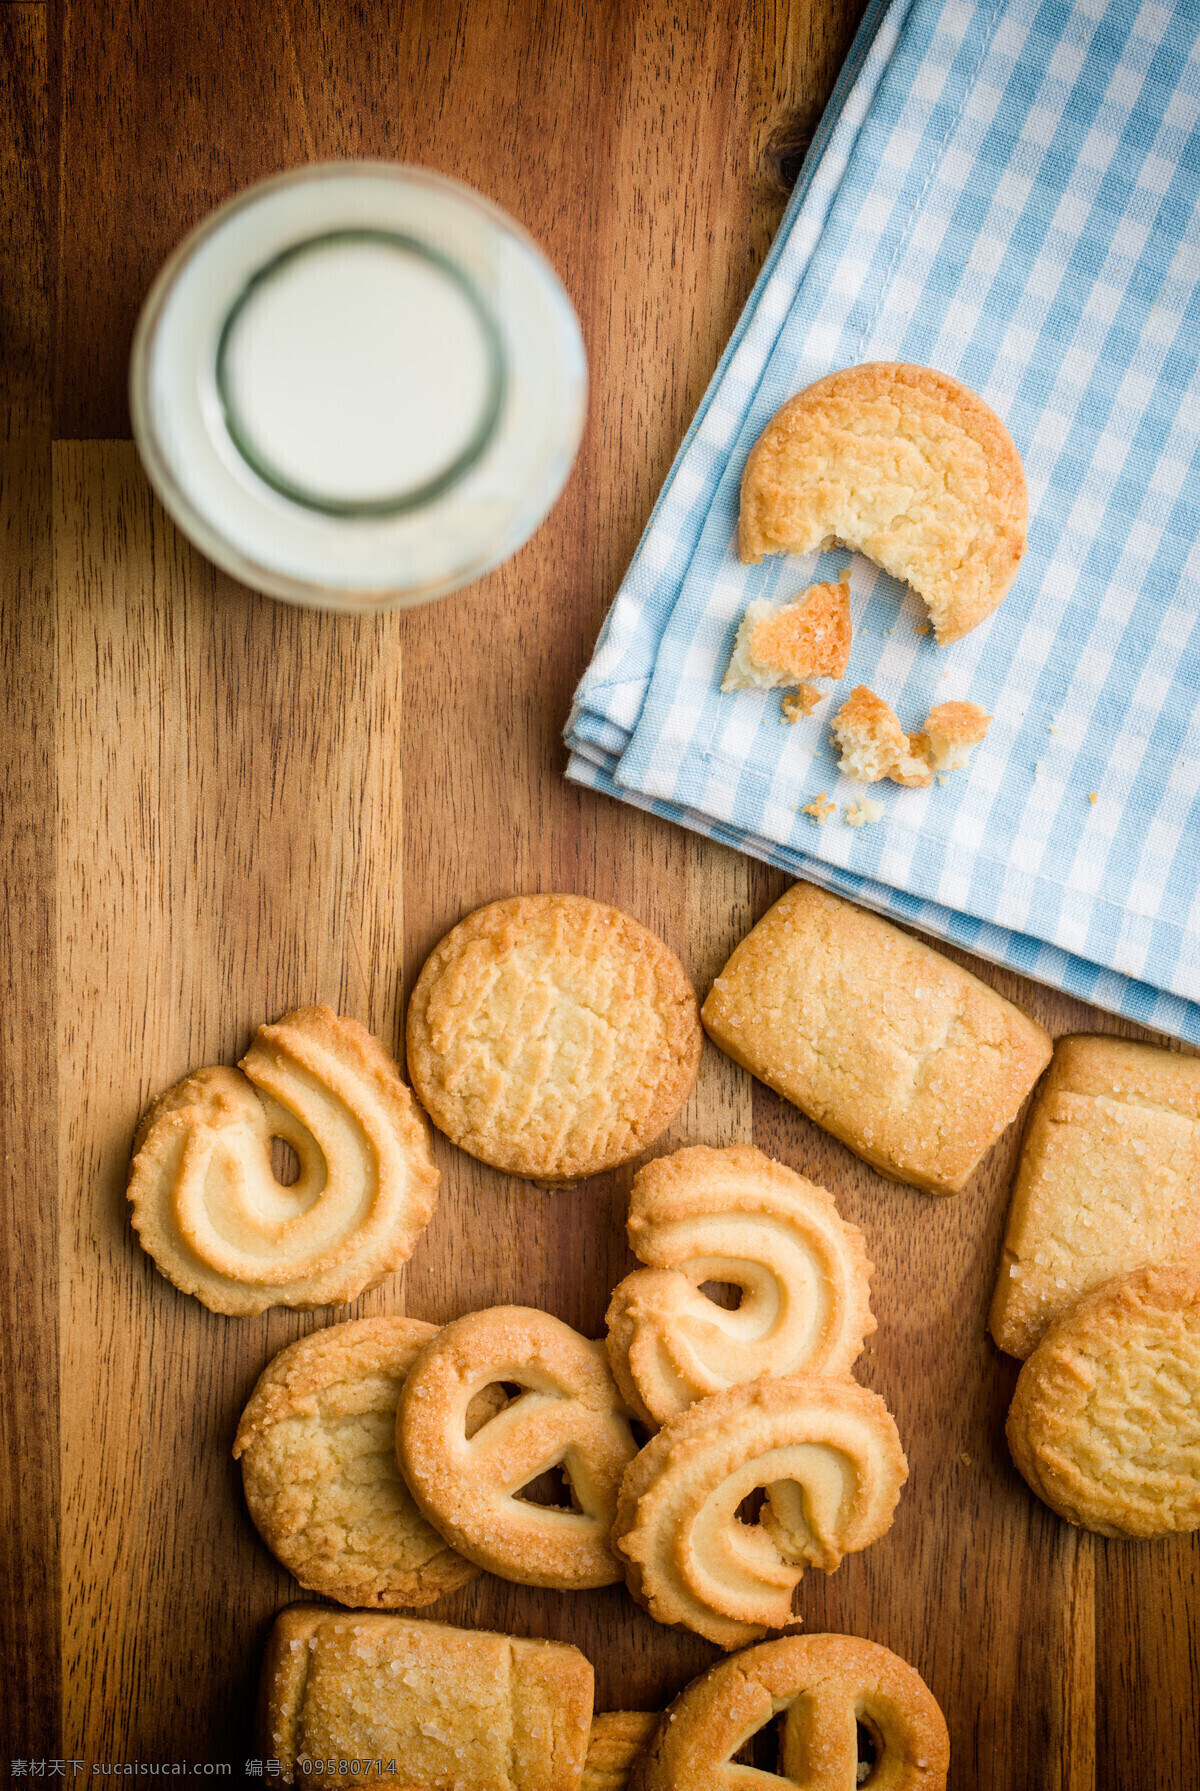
1006;1259;1200;1537
407;895;702;1185
236;1316;481;1608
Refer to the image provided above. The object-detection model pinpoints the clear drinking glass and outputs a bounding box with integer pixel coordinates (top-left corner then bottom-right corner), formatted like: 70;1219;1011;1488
130;163;587;612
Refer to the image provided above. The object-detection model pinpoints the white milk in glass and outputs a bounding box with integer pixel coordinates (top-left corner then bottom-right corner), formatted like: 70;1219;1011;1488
130;165;586;611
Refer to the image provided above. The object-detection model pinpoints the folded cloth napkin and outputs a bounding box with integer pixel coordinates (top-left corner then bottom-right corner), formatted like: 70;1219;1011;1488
566;0;1200;1044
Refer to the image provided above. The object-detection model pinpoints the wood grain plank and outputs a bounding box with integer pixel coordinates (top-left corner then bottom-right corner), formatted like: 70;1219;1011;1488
0;0;60;1763
0;2;50;434
53;442;408;1758
0;433;59;1767
1096;1534;1199;1791
24;0;1199;1778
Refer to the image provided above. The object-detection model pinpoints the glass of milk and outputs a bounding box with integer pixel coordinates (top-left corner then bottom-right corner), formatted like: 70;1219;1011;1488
130;163;587;611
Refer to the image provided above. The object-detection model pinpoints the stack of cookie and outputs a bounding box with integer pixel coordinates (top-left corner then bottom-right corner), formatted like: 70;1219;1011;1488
232;1154;906;1652
125;879;1194;1787
603;1143;906;1649
989;1035;1200;1539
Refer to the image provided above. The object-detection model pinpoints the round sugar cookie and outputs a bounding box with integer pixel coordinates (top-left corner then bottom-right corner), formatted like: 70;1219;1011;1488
128;1006;439;1315
630;1634;948;1791
235;1316;483;1608
406;895;703;1185
738;362;1027;644
1007;1259;1200;1537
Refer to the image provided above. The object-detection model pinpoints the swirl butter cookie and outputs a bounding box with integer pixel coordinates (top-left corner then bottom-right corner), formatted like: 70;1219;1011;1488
406;895;702;1185
605;1146;874;1427
613;1375;907;1649
397;1306;639;1589
1007;1259;1200;1537
234;1317;482;1608
739;362;1027;644
128;1007;439;1315
629;1635;948;1791
257;1606;593;1788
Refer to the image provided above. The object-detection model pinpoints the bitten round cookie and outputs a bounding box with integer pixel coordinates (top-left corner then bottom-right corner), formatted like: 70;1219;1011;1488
738;362;1027;644
1007;1259;1200;1537
613;1375;908;1649
605;1145;875;1427
397;1305;640;1590
629;1634;948;1791
128;1006;440;1315
406;895;703;1185
234;1317;482;1609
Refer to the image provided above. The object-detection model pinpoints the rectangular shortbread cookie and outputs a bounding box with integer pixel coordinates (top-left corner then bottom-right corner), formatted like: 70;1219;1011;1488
257;1606;593;1788
701;882;1052;1196
990;1034;1200;1358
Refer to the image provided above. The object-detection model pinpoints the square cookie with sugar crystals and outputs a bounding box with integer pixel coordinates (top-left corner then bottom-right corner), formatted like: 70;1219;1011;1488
257;1606;593;1788
701;882;1051;1196
990;1034;1200;1359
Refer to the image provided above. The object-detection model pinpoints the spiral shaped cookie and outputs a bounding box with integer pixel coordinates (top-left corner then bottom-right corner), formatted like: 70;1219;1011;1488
234;1317;482;1608
397;1306;639;1589
613;1376;907;1648
127;1007;439;1315
630;1635;948;1790
605;1146;874;1427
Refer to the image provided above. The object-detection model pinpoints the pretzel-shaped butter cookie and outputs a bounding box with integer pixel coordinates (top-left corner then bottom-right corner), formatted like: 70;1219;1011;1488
606;1146;874;1426
614;1376;907;1648
127;1006;439;1315
630;1634;948;1790
397;1306;639;1589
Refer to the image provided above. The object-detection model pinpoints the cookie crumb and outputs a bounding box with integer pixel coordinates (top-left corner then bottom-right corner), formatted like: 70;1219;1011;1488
915;621;932;636
917;701;991;773
801;791;836;824
844;797;885;827
722;580;851;691
782;683;824;723
960;1452;972;1467
1088;791;1098;804
832;687;932;787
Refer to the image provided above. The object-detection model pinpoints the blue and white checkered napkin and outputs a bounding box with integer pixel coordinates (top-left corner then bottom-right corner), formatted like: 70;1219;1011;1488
566;0;1200;1043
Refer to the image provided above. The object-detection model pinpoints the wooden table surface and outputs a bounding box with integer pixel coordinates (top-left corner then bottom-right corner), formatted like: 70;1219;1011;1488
2;3;1197;1785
